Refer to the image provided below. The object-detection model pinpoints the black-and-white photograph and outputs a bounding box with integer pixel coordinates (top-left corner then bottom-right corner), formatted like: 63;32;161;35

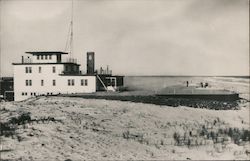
0;0;249;160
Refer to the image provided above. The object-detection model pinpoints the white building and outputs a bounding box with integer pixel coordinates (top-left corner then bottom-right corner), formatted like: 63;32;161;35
13;51;96;101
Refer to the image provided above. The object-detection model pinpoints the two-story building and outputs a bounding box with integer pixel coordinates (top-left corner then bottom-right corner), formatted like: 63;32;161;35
13;51;96;101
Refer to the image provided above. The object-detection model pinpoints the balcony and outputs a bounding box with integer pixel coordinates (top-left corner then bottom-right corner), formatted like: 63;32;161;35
96;67;112;75
63;58;78;64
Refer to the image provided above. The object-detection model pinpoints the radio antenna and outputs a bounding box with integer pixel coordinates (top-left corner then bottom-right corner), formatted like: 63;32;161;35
65;0;74;58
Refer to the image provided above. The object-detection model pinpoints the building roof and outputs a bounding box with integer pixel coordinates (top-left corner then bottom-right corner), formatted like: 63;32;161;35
25;51;68;55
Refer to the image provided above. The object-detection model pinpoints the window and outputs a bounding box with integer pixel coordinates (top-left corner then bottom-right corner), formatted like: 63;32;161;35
25;67;32;73
39;66;42;73
49;55;52;59
68;79;75;86
41;55;44;60
22;92;25;96
89;55;92;60
81;79;88;86
41;80;44;86
25;80;32;86
29;67;32;73
45;55;48;59
52;66;56;73
25;92;27;96
53;80;56;86
37;55;40;60
31;93;33;96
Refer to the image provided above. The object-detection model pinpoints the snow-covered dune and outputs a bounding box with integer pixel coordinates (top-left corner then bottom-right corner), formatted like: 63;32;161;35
0;96;249;160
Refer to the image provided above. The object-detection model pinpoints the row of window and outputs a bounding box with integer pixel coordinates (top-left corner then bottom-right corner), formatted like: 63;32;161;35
25;79;88;86
68;79;88;86
25;66;56;73
21;92;55;96
37;55;52;60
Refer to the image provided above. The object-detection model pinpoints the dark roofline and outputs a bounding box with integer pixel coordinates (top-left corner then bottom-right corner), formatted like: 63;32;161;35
59;74;96;76
12;62;80;66
25;51;68;55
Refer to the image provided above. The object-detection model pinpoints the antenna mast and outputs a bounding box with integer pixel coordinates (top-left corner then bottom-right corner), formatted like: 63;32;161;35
69;0;74;58
65;0;74;58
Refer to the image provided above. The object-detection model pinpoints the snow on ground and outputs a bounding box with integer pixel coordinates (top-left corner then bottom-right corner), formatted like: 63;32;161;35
0;96;249;160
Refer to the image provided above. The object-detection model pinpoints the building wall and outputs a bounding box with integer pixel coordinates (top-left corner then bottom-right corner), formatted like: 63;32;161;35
14;64;96;101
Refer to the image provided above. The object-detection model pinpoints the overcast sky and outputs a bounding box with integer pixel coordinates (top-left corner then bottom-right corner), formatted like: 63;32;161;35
0;0;249;76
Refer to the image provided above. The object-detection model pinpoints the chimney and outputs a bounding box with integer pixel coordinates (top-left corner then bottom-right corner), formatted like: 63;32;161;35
86;52;95;74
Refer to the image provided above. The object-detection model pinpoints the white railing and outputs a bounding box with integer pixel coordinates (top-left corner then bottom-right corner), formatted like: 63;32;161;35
63;58;78;64
96;69;112;75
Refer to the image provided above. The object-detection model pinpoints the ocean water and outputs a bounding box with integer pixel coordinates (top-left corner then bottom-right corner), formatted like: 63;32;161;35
124;76;250;100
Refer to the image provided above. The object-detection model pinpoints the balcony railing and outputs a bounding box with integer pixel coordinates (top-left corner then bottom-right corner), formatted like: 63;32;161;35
96;69;112;75
64;58;77;64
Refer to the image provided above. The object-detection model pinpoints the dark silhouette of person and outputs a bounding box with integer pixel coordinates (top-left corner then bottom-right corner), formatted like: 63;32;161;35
186;81;189;87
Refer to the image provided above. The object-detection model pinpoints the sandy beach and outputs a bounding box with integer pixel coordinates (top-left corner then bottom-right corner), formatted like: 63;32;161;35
0;96;249;160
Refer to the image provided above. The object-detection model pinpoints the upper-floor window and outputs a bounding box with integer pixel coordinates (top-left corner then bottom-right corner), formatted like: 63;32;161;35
25;80;32;86
53;80;56;86
41;80;44;86
68;79;75;86
37;55;40;60
49;55;52;59
45;55;48;59
25;67;32;73
52;66;56;73
41;55;44;60
39;66;42;73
